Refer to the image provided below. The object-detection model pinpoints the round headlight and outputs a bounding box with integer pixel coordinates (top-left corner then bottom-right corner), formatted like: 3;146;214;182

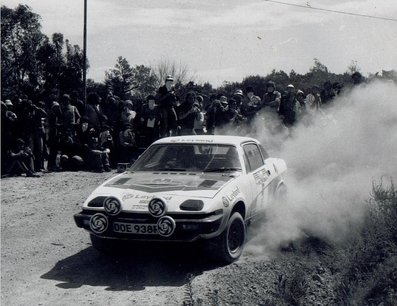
89;213;108;234
103;196;122;216
157;216;176;237
148;197;167;217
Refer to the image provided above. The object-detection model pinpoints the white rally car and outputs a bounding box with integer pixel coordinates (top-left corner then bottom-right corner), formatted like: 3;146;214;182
74;135;287;262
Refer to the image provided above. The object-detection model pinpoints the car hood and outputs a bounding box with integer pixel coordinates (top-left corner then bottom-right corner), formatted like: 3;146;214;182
102;171;238;199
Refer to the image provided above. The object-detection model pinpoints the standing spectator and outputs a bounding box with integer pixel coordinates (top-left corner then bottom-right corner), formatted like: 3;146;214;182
228;98;246;127
194;95;205;135
156;75;178;137
241;87;261;121
140;95;160;147
279;84;298;126
119;100;136;128
204;94;218;135
1;100;18;172
305;85;322;111
232;89;244;109
60;94;80;138
101;95;119;128
214;95;230;130
47;101;62;171
321;81;336;105
70;91;85;115
262;81;281;113
177;91;200;135
84;92;106;132
295;90;307;122
31;101;48;171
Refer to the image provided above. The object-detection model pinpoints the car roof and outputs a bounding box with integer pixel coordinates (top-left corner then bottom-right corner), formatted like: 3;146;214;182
152;135;260;146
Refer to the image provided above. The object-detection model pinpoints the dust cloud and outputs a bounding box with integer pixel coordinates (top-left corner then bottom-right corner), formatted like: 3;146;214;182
239;80;397;255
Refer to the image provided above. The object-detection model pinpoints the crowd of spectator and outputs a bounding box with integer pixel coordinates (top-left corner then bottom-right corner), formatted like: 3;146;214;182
1;72;362;178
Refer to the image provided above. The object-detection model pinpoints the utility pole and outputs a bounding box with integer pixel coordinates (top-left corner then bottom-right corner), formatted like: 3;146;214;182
83;0;87;105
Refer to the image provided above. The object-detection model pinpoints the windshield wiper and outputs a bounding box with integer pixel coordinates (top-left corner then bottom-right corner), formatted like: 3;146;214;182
204;167;242;172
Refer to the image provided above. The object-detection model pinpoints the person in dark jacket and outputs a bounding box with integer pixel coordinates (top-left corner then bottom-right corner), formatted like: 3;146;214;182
279;84;298;126
177;91;200;135
139;95;160;147
156;75;178;137
4;138;40;177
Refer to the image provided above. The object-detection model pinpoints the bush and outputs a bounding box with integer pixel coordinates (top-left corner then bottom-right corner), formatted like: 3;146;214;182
337;179;397;305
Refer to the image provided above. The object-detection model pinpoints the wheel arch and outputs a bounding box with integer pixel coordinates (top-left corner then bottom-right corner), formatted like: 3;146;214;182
230;201;246;220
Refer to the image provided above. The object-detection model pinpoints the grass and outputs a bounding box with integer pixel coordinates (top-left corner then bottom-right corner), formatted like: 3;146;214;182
273;179;397;306
336;179;397;305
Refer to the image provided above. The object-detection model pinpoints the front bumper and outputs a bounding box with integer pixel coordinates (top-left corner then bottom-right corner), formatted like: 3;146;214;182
74;210;223;242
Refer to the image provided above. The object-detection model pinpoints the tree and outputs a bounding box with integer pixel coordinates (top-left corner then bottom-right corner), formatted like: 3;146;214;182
105;57;157;101
1;4;47;99
105;56;134;100
130;64;158;100
59;39;85;94
154;59;195;87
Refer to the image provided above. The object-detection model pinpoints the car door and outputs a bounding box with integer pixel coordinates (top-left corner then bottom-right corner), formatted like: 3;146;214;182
242;143;268;217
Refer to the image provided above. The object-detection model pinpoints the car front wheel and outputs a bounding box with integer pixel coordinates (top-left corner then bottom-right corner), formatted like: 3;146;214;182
216;212;246;263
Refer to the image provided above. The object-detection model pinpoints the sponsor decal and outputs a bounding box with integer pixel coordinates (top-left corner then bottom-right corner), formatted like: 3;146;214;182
132;204;148;210
226;187;241;202
157;216;176;237
148;198;167;217
253;169;270;185
89;213;108;234
222;196;229;207
103;197;122;216
122;193;135;201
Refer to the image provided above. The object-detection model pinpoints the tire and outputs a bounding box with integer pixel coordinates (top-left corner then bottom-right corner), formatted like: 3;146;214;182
90;234;120;253
215;212;246;263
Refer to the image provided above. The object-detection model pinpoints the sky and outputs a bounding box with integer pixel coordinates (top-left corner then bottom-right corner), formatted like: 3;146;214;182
2;0;397;87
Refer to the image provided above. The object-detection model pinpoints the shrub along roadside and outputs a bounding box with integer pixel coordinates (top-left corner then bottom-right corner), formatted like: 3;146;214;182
336;179;397;305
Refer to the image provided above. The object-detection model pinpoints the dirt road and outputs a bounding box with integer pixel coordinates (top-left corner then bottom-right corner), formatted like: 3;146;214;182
1;171;334;306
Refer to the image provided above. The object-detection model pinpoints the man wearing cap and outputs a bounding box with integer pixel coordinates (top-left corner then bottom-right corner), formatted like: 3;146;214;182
279;84;298;126
156;75;178;137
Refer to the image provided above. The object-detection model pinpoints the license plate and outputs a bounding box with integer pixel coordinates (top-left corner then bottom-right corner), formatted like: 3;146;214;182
113;222;158;234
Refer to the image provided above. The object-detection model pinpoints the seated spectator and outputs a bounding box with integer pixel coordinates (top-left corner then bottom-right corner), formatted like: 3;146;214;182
4;139;40;177
83;128;111;172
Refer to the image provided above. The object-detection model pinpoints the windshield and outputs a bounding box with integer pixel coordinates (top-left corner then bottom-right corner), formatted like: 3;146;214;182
130;144;242;172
